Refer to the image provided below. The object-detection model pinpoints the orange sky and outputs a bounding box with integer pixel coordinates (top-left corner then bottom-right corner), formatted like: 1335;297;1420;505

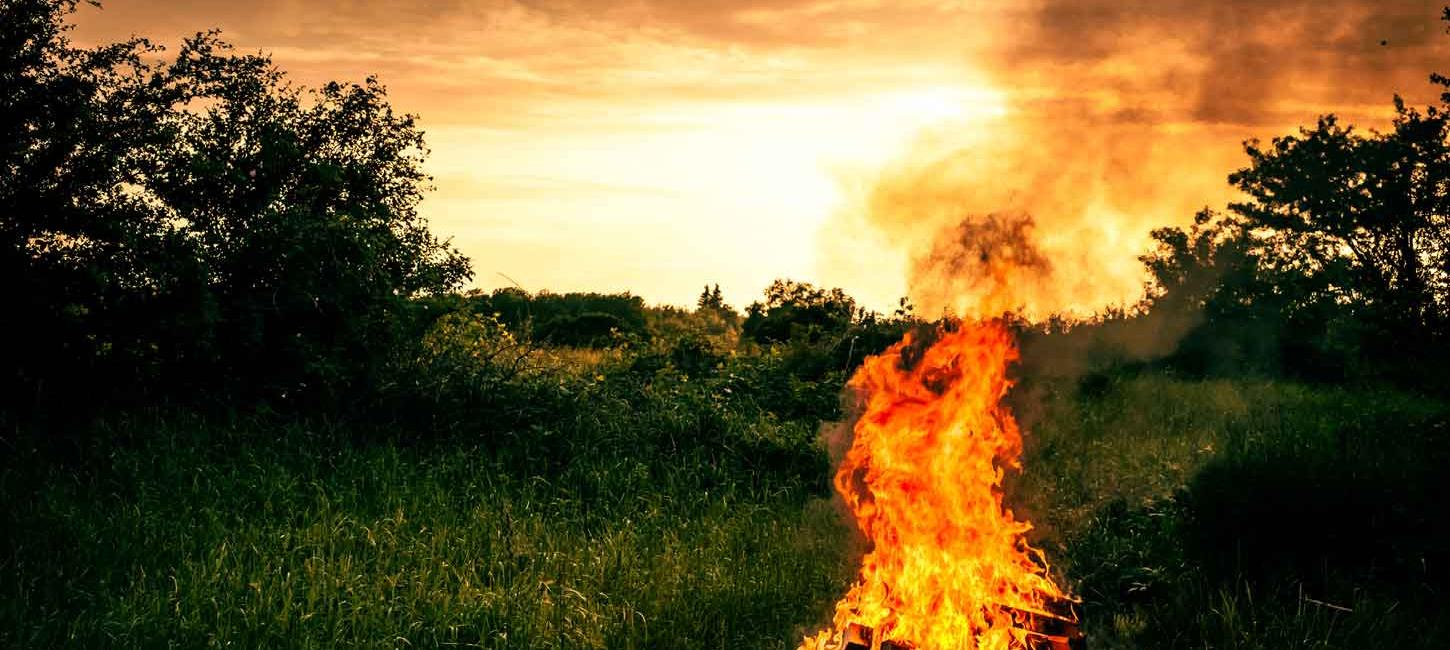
72;0;1449;313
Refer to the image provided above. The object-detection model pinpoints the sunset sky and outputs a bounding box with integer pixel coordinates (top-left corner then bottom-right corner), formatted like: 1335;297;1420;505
72;0;1449;313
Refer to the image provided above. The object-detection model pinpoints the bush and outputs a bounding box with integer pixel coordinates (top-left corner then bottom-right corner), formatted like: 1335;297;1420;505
537;311;629;347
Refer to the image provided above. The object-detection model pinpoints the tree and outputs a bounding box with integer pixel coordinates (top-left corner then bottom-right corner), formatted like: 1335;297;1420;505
742;279;857;345
2;0;470;413
1141;97;1450;380
691;282;740;335
697;283;725;311
1139;209;1308;376
1228;106;1450;337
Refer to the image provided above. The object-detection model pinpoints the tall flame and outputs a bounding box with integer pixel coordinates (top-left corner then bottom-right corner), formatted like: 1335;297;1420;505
802;319;1069;650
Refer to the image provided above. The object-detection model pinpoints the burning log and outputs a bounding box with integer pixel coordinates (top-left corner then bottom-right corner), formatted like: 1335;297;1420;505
840;622;910;650
835;597;1085;650
1001;598;1086;650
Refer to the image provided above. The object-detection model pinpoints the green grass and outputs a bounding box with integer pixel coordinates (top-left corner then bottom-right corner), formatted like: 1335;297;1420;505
1;416;852;648
7;371;1448;648
1018;374;1450;649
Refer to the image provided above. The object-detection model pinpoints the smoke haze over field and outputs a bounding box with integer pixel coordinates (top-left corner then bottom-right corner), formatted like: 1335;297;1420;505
71;0;1448;312
825;0;1449;317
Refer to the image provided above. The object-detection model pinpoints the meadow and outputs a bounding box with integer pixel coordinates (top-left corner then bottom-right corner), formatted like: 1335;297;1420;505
7;335;1447;648
3;334;854;649
1020;374;1450;649
11;2;1450;647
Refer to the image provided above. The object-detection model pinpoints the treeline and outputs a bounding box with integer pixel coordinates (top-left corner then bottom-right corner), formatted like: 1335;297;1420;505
412;280;916;388
424;289;653;347
10;0;1450;431
0;0;912;429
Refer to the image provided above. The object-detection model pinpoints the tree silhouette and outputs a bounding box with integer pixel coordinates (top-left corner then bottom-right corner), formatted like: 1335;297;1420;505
742;279;856;345
1142;90;1450;380
697;283;725;311
1229;106;1450;337
3;0;470;412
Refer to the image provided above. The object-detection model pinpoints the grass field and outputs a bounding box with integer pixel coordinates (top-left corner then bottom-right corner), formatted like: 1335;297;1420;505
5;372;1448;648
1;417;852;648
1018;374;1450;649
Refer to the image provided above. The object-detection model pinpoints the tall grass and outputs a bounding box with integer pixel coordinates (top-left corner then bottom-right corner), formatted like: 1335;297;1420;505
1017;374;1450;649
2;415;853;648
8;353;1448;649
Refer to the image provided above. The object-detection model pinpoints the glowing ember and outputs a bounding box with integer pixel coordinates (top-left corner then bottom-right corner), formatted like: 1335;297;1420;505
802;319;1073;650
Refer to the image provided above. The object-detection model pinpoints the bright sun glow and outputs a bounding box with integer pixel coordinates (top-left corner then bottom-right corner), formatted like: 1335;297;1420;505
880;86;988;123
425;82;1009;307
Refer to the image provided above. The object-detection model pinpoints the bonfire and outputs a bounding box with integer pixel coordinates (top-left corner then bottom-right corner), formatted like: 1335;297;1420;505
801;319;1083;650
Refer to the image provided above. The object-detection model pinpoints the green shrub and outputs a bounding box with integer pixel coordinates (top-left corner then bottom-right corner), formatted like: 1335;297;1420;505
537;311;629;348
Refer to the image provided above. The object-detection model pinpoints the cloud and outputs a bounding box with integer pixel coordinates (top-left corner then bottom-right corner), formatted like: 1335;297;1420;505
1001;0;1445;126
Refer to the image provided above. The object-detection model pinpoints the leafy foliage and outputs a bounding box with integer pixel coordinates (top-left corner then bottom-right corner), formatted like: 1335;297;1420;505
1231;106;1450;332
1140;92;1450;383
3;0;469;417
459;288;650;347
743;279;858;345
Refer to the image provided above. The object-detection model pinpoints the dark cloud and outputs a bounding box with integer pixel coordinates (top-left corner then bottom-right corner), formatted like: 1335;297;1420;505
1004;0;1445;126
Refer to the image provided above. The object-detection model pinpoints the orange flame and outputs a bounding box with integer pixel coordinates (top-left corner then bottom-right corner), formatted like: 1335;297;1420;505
802;319;1069;650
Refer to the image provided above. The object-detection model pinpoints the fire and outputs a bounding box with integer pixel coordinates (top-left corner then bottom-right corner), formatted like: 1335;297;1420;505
802;319;1072;650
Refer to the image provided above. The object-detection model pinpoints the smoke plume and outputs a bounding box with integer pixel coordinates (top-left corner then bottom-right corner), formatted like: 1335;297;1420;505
821;0;1445;321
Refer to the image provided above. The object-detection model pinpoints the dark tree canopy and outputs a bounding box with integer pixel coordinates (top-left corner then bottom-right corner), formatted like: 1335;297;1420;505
1229;106;1450;332
1142;89;1450;381
742;279;857;345
3;0;470;413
